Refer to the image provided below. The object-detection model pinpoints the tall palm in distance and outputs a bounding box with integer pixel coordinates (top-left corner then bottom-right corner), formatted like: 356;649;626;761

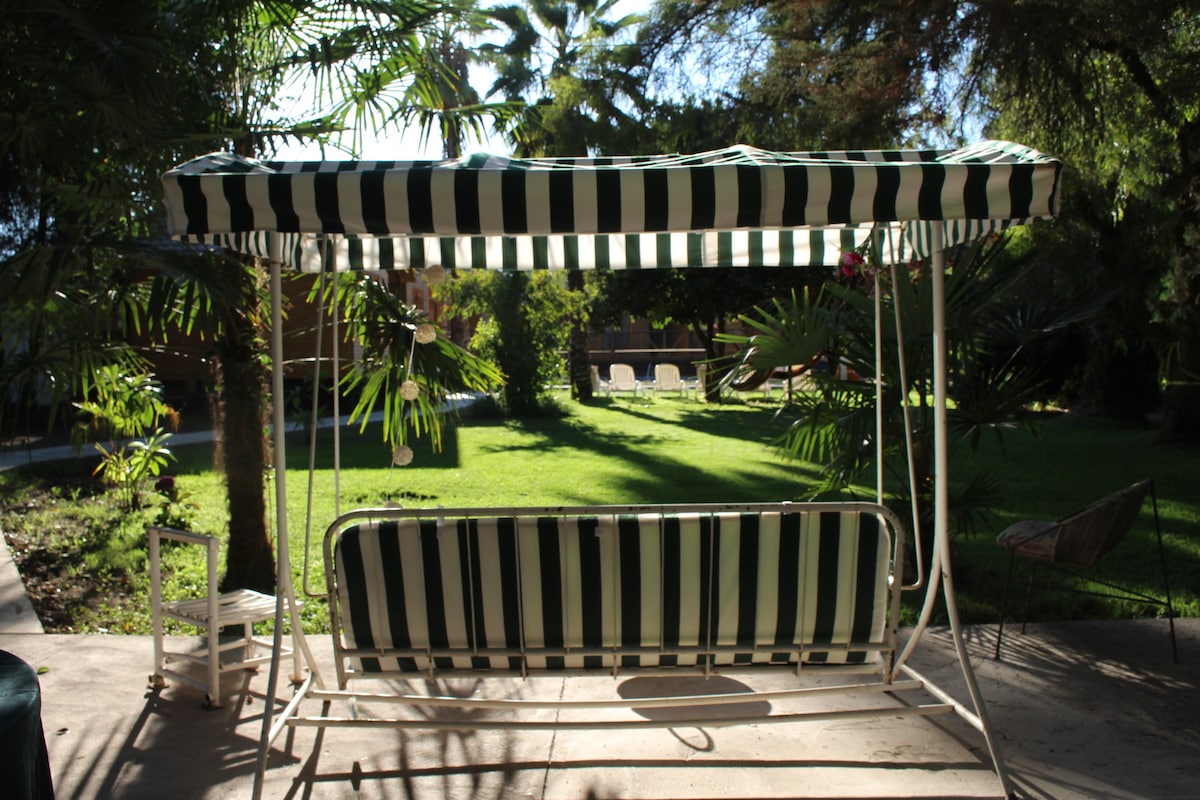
480;0;651;403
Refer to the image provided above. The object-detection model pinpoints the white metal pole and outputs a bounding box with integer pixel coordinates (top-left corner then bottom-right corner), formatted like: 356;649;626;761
931;236;951;615
254;251;289;800
330;243;341;516
302;266;326;596
928;224;1015;797
873;230;885;504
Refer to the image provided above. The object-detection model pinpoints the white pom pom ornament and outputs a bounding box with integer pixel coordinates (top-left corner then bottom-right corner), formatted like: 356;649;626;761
415;323;438;344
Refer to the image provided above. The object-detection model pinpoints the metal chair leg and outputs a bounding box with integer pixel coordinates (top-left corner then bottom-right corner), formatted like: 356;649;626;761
994;549;1018;660
1150;484;1180;663
1019;561;1037;636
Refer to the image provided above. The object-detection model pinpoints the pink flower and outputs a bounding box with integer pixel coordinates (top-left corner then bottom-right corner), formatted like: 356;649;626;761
838;251;865;277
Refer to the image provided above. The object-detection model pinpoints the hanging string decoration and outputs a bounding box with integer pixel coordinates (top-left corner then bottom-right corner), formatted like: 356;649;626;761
391;445;414;466
392;318;439;466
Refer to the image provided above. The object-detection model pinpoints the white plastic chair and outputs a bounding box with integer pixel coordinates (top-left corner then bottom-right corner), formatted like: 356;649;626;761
691;363;715;400
149;525;298;709
606;363;643;396
653;363;687;397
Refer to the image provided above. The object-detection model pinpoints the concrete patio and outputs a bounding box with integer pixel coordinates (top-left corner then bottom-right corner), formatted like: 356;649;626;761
0;617;1194;800
1;455;1194;799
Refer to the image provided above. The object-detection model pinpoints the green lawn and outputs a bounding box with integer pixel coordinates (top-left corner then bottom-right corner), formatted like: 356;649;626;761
4;393;1197;633
950;411;1200;622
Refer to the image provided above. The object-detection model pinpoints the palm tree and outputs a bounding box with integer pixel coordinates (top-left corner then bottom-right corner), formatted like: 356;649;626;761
145;0;510;592
1;0;510;591
394;10;530;159
480;0;650;402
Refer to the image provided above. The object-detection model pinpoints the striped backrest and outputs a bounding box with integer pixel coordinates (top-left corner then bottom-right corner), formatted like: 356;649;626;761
331;507;895;677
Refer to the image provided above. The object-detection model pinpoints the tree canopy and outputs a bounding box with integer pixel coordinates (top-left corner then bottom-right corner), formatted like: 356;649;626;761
636;0;1200;438
0;0;227;435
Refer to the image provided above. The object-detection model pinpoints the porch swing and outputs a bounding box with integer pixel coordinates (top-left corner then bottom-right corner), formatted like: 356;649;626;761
161;141;1063;799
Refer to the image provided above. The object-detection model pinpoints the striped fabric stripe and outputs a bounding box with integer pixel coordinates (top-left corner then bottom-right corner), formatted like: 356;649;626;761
164;142;1062;272
333;508;893;675
178;215;1041;273
179;221;1007;273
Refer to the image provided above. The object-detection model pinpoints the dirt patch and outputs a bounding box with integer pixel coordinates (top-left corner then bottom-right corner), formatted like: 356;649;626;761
1;466;146;633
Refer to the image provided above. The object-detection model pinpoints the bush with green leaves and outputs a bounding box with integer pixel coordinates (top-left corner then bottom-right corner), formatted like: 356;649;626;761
718;234;1103;566
434;270;582;416
72;365;178;509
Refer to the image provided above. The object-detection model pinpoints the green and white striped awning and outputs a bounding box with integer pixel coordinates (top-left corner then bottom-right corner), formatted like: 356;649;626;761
162;141;1061;271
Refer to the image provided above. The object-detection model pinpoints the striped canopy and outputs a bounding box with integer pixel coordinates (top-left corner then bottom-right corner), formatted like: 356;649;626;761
162;141;1062;271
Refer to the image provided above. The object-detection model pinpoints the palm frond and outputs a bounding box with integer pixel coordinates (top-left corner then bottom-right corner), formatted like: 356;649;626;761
145;249;267;340
714;289;836;394
326;273;501;450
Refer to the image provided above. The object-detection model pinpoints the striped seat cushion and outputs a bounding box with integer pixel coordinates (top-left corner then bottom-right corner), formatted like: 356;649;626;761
333;510;891;674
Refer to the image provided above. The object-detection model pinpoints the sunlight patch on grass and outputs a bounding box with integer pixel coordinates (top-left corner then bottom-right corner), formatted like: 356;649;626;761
6;401;1198;634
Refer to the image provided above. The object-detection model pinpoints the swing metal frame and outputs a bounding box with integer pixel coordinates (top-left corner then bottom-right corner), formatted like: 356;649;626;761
158;142;1063;799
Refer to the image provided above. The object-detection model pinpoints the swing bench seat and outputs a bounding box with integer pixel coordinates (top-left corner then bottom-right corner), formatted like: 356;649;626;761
993;478;1178;661
266;502;968;768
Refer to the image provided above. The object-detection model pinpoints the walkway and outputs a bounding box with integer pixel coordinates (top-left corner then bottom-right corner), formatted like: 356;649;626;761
0;619;1193;799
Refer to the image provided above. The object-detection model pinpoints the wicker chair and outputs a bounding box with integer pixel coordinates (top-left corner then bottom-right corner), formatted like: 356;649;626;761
993;479;1177;661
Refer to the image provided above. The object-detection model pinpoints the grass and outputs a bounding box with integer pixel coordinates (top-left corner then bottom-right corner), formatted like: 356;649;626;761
3;393;1198;635
952;411;1200;622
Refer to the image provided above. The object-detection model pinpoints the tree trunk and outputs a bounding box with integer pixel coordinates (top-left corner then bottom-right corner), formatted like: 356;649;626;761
566;270;593;402
1160;313;1200;443
1160;120;1200;443
217;265;275;594
693;319;727;402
